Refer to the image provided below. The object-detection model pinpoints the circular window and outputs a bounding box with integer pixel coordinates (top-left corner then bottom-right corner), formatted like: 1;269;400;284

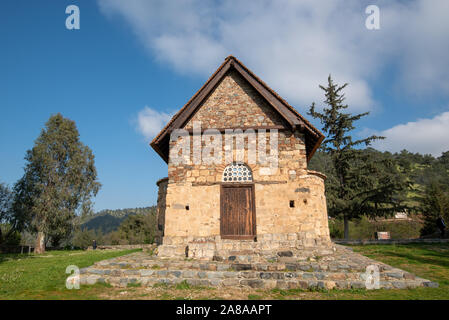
222;162;253;183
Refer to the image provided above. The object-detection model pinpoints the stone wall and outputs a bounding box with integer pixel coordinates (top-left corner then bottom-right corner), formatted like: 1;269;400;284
254;172;330;243
159;170;330;246
167;69;308;185
164;184;221;237
184;70;286;129
155;177;168;244
168;129;307;184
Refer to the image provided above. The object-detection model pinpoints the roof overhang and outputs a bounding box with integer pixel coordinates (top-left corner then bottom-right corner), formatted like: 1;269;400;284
150;56;324;164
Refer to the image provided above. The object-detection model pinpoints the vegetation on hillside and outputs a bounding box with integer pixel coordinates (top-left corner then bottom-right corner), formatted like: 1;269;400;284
78;207;155;233
72;207;157;248
328;216;423;240
309;146;449;238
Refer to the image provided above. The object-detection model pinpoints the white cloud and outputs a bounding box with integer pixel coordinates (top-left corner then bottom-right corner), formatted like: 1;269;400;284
135;106;172;140
371;111;449;157
98;0;449;113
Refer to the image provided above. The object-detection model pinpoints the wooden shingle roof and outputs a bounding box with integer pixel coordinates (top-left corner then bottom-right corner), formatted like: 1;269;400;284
150;56;324;163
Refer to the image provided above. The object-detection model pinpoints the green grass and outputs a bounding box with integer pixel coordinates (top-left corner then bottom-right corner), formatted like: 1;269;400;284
345;243;449;299
0;249;140;300
126;282;142;288
175;280;192;290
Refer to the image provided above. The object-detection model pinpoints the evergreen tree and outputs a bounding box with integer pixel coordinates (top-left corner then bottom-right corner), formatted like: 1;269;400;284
12;114;101;253
0;183;13;243
308;76;409;239
419;181;449;236
116;210;158;245
438;151;449;169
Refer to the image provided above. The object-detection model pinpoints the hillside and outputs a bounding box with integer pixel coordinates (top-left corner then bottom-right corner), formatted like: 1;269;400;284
309;148;449;210
80;206;156;234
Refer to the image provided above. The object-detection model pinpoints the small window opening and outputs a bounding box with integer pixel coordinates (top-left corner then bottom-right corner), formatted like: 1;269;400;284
289;200;295;208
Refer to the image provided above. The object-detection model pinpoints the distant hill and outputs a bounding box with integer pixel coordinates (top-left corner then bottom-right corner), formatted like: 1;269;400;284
80;206;156;234
309;148;449;210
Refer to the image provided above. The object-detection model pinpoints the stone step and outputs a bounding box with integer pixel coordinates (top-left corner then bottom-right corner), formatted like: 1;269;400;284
92;259;392;273
80;268;437;290
80;266;420;283
79;251;439;291
159;239;339;260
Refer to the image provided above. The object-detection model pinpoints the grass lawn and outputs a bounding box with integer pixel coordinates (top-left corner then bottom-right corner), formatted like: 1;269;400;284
0;249;140;300
0;244;448;300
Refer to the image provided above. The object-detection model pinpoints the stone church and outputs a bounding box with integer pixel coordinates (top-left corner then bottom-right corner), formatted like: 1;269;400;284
151;56;331;259
79;56;435;291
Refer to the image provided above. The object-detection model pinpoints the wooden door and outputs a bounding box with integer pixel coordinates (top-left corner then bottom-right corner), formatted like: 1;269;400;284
220;184;256;239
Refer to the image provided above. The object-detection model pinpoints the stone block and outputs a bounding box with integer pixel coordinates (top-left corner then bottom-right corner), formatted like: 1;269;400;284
403;272;415;280
423;281;439;288
169;271;182;278
140;270;154;276
240;279;264;288
207;272;224;279
285;272;297;279
182;270;196;278
233;263;252;271
277;250;293;257
275;280;288;289
217;264;230;271
222;278;240;287
223;271;236;278
350;281;365;289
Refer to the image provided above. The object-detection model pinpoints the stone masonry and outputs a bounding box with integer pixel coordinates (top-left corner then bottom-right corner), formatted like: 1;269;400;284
155;64;330;258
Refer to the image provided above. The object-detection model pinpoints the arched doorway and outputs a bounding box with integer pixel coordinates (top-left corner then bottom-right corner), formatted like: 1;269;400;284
220;162;256;240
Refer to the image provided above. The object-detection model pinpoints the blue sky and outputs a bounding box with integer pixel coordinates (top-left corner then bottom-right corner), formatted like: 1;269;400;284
1;1;449;211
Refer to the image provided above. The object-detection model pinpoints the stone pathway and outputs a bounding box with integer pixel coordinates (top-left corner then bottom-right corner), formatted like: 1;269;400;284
79;245;438;290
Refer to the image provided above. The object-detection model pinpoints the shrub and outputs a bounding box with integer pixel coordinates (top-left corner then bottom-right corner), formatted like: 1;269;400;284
0;224;21;245
329;216;422;239
71;228;101;249
419;182;449;236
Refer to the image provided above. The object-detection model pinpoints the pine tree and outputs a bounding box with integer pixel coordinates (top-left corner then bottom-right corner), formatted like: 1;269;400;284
12;114;101;252
308;75;409;239
0;183;13;243
419;181;449;236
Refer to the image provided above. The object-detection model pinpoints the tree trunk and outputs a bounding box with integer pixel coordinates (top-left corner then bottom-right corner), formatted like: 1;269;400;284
344;215;349;240
34;231;46;254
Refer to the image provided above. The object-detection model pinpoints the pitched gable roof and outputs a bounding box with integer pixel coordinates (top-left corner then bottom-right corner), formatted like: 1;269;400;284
150;56;324;163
